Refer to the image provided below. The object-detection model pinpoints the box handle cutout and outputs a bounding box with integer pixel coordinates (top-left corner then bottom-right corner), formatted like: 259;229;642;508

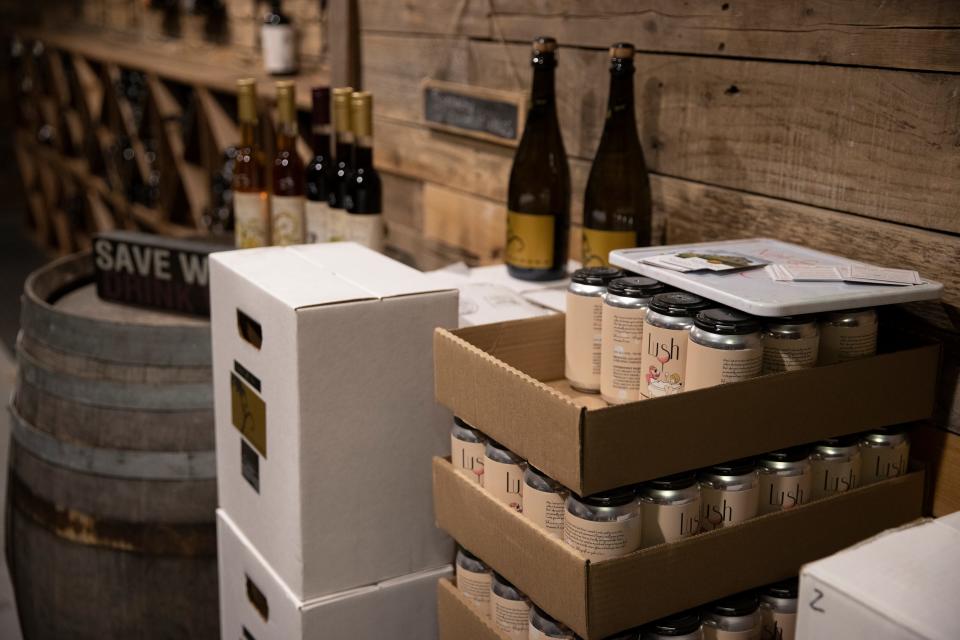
242;626;257;640
245;574;269;622
237;309;263;350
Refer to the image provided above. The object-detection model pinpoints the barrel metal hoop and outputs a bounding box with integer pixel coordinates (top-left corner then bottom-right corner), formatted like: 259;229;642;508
10;474;216;557
17;348;213;411
9;404;216;481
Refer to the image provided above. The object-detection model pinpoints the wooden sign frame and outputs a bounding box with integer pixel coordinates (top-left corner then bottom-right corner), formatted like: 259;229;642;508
421;78;527;147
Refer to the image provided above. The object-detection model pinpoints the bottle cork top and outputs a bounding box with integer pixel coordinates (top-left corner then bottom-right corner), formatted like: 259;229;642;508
609;42;635;59
237;78;258;124
333;86;354;132
274;80;297;125
350;91;373;137
532;36;558;53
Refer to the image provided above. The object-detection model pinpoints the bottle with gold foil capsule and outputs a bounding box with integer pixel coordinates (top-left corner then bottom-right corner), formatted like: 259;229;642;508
455;546;491;617
809;434;861;500
344;91;385;251
451;416;486;485
563;486;641;561
638;472;701;548
859;425;910;486
600;276;667;404
529;606;576;640
270;80;305;245
483;439;525;512
762;316;819;374
685;307;764;392
328;87;354;241
702;591;761;640
698;458;759;532
490;572;531;640
565;266;625;393
233;78;269;247
582;43;651;267
640;292;711;398
304;86;333;242
759;579;798;640
522;464;566;539
818;308;878;365
757;447;812;515
505;36;570;281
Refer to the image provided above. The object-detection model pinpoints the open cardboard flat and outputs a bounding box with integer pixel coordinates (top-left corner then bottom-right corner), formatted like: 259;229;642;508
432;457;924;639
437;577;510;640
434;314;938;496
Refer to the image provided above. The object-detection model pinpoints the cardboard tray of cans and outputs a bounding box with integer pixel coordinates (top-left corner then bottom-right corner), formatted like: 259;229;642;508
433;314;938;496
437;577;510;640
432;456;924;639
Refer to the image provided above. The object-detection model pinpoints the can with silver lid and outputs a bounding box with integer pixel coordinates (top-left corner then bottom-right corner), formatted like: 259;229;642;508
762;316;819;373
455;546;491;616
523;465;566;539
484;439;525;512
564;487;641;560
641;610;703;640
529;606;576;639
759;578;798;640
818;308;878;365
685;307;764;392
758;447;812;515
860;425;910;486
600;276;667;405
699;458;759;532
566;267;625;393
490;572;531;640
640;292;711;398
702;591;760;639
810;434;861;500
451;416;486;485
639;472;701;547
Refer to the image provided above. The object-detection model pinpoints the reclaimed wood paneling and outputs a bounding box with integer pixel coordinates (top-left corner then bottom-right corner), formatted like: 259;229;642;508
360;0;960;73
423;183;506;262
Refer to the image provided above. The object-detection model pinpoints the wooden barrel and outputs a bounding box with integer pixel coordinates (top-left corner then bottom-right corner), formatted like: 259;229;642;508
8;252;218;640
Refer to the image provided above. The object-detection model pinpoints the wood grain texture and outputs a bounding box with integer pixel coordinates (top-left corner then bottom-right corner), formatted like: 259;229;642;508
364;32;960;234
912;424;960;516
423;183;506;261
359;0;960;72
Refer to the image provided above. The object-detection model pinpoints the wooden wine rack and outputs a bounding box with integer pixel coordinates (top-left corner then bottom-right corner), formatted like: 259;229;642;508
14;27;329;254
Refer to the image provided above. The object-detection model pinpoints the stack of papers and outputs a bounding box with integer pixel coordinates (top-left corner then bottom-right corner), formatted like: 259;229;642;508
767;264;923;286
642;251;769;273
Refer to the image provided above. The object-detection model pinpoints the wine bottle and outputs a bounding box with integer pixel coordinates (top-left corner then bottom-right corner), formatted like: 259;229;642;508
506;36;570;282
233;78;269;248
270;80;305;245
344;91;385;251
582;43;651;267
305;86;333;243
261;0;297;76
328;86;354;241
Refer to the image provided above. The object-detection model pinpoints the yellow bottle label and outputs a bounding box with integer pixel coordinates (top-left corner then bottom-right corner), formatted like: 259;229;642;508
582;227;636;268
506;211;554;269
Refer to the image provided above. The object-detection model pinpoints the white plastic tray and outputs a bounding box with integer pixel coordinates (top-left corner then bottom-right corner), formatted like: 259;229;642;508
609;238;943;317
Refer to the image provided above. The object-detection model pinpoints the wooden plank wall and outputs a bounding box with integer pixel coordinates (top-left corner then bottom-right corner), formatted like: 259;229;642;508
357;0;960;514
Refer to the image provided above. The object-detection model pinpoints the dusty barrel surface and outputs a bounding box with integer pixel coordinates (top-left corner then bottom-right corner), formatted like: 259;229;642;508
9;252;218;640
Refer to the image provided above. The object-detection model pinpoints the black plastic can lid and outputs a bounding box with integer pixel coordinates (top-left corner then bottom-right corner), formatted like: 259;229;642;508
649;292;710;317
571;266;625;287
763;578;799;599
644;610;702;635
643;471;698;491
607;276;665;298
762;446;811;463
704;457;757;477
575;485;637;507
694;307;761;335
709;590;760;617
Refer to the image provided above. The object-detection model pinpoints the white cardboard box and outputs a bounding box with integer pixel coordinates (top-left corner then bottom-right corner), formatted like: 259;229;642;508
217;510;451;640
797;512;960;640
210;243;457;600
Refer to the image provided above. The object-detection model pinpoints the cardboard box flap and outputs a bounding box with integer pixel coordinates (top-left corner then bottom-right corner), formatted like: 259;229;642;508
437;578;510;640
434;325;586;490
291;243;456;299
432;457;589;634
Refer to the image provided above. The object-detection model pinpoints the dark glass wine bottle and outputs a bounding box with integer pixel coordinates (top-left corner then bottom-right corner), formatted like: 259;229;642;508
506;37;570;282
305;86;333;242
328;86;354;241
582;43;652;267
344;91;385;251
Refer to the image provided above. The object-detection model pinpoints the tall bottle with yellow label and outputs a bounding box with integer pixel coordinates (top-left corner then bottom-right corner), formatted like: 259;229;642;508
505;36;570;282
233;78;269;248
270;80;305;245
582;43;651;267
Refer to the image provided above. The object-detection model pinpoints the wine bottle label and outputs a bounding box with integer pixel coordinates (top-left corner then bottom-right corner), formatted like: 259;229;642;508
305;199;333;243
234;191;269;248
600;303;647;404
270;195;305;245
582;227;636;268
684;341;764;392
455;566;491;614
345;213;385;252
700;485;759;531
451;436;485;485
506;211;554;269
261;24;297;74
763;335;819;373
329;208;350;242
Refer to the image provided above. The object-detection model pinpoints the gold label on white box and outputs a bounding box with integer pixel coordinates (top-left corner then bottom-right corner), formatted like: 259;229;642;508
484;458;523;512
523;486;565;538
456;566;491;615
700;485;759;532
641;500;701;547
490;593;530;640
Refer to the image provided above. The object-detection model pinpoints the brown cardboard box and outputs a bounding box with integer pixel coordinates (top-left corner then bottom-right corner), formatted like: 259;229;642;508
437;577;509;640
432;456;924;639
434;314;938;496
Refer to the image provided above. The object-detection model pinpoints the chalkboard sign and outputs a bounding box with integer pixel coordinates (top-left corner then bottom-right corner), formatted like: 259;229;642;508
422;79;527;146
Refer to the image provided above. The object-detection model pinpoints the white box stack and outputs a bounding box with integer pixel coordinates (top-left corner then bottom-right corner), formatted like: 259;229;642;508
209;243;459;638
